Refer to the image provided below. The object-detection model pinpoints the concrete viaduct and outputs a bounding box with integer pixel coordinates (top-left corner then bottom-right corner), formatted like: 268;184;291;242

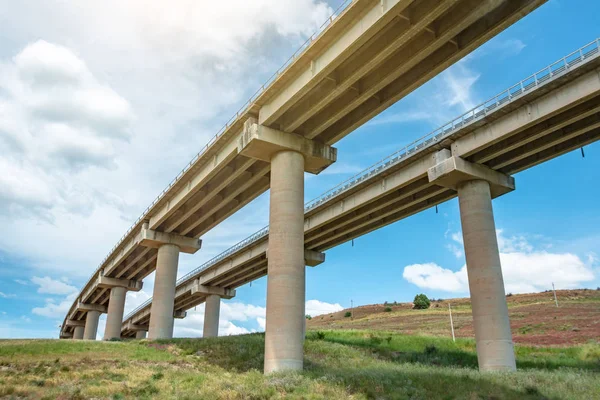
59;0;555;373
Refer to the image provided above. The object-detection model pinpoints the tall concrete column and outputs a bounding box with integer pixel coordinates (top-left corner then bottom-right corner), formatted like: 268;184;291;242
264;150;306;373
458;179;516;371
136;330;147;339
104;286;126;340
73;326;84;340
148;244;180;339
203;294;221;338
83;310;101;340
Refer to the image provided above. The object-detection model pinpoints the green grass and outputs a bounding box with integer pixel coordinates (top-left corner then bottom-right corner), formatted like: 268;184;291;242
0;331;598;399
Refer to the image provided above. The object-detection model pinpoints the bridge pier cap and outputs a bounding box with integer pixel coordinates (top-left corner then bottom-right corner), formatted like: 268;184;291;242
238;117;337;175
429;149;516;372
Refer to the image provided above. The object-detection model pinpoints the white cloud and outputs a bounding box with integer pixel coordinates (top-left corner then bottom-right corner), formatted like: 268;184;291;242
32;291;78;318
14;279;29;285
31;276;78;295
442;61;480;111
305;299;343;317
0;292;16;298
0;0;333;282
403;230;596;294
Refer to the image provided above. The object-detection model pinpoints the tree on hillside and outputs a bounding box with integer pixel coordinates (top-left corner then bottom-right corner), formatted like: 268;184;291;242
413;294;431;309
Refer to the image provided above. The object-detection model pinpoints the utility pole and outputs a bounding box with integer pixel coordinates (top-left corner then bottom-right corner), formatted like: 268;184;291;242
350;299;354;320
552;282;559;308
448;303;455;342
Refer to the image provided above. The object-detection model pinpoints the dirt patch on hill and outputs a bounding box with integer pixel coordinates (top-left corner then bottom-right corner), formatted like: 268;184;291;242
307;289;600;346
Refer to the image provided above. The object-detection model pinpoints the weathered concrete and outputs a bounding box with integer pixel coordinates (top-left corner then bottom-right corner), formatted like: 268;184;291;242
457;180;516;371
73;326;84;340
104;286;126;340
203;294;221;338
83;310;101;340
239;118;337;174
148;244;180;339
264;150;306;373
136;330;147;339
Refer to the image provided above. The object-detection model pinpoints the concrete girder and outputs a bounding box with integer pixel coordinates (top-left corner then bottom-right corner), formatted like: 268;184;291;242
238;118;337;174
126;321;149;332
148;136;240;231
280;0;460;133
315;0;546;145
452;68;600;159
258;0;415;126
178;166;270;236
126;252;158;280
301;0;506;142
188;176;272;238
163;159;255;233
116;247;153;278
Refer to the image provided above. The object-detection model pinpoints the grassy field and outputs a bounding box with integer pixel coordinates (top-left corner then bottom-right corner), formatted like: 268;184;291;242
0;330;598;399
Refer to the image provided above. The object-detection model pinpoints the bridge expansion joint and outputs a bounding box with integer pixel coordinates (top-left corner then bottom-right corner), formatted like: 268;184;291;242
427;149;515;198
139;222;202;254
191;281;236;299
238;117;337;174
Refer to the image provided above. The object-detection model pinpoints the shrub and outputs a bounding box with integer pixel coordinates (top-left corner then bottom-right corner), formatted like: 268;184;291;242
344;311;352;318
413;294;430;309
316;331;326;340
305;314;312;320
506;293;513;297
384;307;392;312
424;345;437;355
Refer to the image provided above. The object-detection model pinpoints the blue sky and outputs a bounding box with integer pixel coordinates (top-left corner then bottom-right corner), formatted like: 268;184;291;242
1;0;599;338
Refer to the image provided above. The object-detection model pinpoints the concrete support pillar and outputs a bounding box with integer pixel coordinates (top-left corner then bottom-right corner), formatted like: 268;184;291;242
203;294;221;338
148;244;180;339
83;310;101;340
136;330;147;339
458;179;516;371
73;326;84;340
104;286;126;340
264;150;306;374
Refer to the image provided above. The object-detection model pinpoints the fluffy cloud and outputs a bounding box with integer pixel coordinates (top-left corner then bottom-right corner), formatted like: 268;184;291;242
31;276;78;295
32;291;78;318
305;299;343;317
403;230;596;294
0;0;333;282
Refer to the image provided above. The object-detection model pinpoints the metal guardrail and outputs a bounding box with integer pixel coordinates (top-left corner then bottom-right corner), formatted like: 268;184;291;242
123;38;600;323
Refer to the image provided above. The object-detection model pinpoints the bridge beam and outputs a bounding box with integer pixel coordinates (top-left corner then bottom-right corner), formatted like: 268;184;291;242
83;310;101;340
96;274;144;341
239;117;336;374
429;150;516;372
141;224;201;340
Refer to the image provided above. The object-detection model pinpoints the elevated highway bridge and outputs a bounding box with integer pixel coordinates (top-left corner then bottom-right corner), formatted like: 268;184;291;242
124;37;600;367
60;0;551;373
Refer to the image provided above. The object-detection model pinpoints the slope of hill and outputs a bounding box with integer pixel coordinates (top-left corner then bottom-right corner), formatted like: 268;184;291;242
307;289;600;346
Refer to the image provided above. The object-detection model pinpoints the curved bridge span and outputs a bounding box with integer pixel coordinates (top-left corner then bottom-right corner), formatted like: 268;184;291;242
60;0;555;373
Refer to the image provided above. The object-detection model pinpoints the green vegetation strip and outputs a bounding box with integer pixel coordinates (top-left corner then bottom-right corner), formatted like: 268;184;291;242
0;331;598;399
